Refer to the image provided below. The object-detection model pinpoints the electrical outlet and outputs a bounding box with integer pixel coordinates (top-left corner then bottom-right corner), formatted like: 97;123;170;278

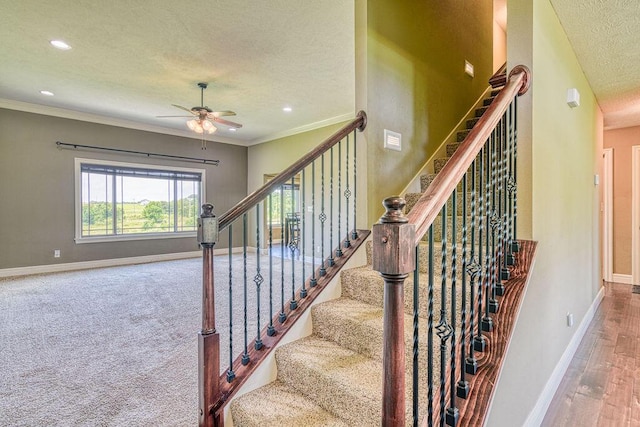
566;312;574;327
316;246;321;253
54;249;61;258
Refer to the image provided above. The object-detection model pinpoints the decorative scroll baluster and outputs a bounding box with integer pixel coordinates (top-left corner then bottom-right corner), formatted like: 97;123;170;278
242;214;250;365
319;154;327;276
290;177;298;311
457;171;470;398
328;147;335;267
300;169;308;298
488;129;499;314
254;205;264;351
344;134;352;249
497;116;509;287
511;98;520;253
336;141;343;258
481;139;493;333
467;159;480;371
267;196;275;337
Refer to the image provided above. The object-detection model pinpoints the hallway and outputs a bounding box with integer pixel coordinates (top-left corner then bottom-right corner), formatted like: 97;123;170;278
542;282;640;426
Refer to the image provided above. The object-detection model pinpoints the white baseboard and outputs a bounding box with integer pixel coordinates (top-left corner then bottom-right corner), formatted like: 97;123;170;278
612;273;633;285
523;286;605;426
0;247;247;278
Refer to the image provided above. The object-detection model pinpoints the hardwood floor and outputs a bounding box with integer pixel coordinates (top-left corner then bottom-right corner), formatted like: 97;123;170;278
542;282;640;426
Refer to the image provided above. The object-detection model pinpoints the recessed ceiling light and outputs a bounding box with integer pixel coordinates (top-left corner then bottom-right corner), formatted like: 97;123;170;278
40;90;54;96
50;40;72;50
283;107;292;112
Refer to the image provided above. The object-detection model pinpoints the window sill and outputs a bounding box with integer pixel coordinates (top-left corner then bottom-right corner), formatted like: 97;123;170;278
75;231;196;244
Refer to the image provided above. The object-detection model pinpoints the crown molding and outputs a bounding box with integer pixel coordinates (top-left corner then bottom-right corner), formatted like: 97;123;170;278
248;112;354;145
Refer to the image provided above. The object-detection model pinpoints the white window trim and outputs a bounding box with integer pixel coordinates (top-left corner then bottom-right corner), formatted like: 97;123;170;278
74;157;206;244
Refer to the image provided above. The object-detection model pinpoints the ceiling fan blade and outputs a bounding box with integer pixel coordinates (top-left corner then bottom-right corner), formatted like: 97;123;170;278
171;104;197;115
213;117;243;129
156;115;194;118
209;110;236;118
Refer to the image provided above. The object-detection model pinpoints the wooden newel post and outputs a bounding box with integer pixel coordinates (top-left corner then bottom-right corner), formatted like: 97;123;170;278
373;197;416;426
197;204;222;427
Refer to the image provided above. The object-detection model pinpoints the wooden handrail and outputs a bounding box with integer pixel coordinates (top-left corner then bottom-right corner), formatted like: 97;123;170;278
488;62;507;88
219;111;367;230
406;65;531;245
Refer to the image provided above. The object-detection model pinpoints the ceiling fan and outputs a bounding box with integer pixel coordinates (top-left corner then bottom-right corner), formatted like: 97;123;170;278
158;82;242;147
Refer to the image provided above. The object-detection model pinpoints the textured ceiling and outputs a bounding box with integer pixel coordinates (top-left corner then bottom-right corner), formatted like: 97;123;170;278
0;0;354;145
550;0;640;129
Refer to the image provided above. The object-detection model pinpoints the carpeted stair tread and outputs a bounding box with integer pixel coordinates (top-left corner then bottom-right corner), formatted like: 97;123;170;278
230;380;350;427
275;335;386;426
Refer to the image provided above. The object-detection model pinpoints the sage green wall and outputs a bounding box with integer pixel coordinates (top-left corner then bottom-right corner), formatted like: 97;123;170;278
0;108;247;270
357;0;494;225
487;1;603;425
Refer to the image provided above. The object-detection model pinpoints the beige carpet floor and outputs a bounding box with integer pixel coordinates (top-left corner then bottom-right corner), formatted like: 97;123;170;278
0;251;309;426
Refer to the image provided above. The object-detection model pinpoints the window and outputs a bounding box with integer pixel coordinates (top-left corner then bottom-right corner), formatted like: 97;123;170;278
75;158;205;242
265;174;300;226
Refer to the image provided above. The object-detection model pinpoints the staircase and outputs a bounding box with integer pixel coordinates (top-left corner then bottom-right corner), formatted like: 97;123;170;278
229;91;502;426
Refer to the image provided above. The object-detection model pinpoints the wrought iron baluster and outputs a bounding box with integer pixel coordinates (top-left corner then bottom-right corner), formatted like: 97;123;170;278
446;190;459;427
499;114;511;282
311;161;318;287
474;146;488;353
242;214;250;365
290;177;298;310
466;159;480;372
254;205;264;350
413;245;420;427
279;186;286;323
352;129;358;240
344;134;352;249
300;169;307;298
227;225;236;382
328;147;335;267
512;98;520;253
336;140;343;258
436;203;452;427
319;154;327;276
428;225;435;427
457;171;470;398
488;129;500;314
481;137;493;333
267;195;275;336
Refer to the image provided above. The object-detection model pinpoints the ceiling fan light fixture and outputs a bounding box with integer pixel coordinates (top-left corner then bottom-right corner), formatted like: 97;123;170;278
202;120;217;134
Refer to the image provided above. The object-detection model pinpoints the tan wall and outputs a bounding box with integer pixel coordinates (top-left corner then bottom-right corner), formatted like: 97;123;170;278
356;0;494;226
0;108;248;269
603;126;640;275
488;0;603;425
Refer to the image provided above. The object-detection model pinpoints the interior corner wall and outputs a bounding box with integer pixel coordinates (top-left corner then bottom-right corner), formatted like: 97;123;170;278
488;1;602;425
0;108;248;270
359;0;494;226
603;126;640;275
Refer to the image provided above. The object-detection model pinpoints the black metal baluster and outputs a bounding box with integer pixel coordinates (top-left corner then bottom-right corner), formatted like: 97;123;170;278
413;245;420;427
428;225;435;427
319;154;327;276
499;115;511;283
473;146;488;353
466;159;480;372
512;98;520;253
505;101;516;266
352;130;358;240
227;225;236;382
336;140;344;258
446;190;459;427
488;129;500;314
310;161;318;287
267;195;275;336
437;203;452;427
481;138;493;334
279;186;286;323
344;134;352;249
290;177;298;310
254;205;264;350
300;169;307;298
457;171;470;398
242;214;250;365
328;147;335;267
